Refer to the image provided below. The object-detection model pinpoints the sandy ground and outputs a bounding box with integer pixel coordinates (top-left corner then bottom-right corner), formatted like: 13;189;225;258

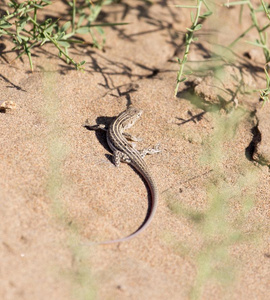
1;1;270;300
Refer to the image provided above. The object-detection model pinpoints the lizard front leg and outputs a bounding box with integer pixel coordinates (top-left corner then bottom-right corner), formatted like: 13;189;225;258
84;123;107;131
139;144;161;159
122;132;142;142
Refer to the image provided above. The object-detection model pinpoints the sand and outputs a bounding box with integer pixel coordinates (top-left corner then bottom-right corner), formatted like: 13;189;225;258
1;1;270;299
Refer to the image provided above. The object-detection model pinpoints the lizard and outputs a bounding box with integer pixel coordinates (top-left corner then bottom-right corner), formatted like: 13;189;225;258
85;106;160;244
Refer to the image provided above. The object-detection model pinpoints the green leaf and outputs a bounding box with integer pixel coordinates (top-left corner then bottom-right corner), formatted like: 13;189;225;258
76;26;90;34
103;0;115;4
20;35;29;41
44;19;57;34
264;67;270;83
62;21;71;32
44;18;53;26
64;38;84;44
95;26;104;35
0;20;12;28
194;24;202;31
179;77;187;83
89;22;129;27
245;40;266;48
17;34;22;44
18;17;28;30
77;15;85;28
64;47;69;63
175;5;199;8
41;39;48;46
33;4;45;8
44;26;53;35
200;11;213;18
182;57;187;63
190;11;194;23
88;6;102;23
0;29;8;35
62;32;75;39
224;0;249;7
58;40;70;47
57;32;65;40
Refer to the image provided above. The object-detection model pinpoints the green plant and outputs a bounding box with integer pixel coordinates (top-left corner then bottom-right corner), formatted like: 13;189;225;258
0;0;127;71
259;64;270;104
174;0;212;96
174;0;270;104
225;0;270;104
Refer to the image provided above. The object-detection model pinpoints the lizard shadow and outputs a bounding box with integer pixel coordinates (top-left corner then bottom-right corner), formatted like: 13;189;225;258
84;115;115;153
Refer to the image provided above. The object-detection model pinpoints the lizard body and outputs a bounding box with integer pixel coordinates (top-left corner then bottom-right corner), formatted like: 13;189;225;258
86;106;159;244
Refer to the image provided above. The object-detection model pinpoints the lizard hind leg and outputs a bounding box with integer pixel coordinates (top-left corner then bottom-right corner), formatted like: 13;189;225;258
112;150;131;166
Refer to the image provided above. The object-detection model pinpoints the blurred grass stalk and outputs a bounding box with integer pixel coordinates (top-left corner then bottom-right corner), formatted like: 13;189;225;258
188;108;259;299
165;106;260;299
43;73;96;300
44;73;66;219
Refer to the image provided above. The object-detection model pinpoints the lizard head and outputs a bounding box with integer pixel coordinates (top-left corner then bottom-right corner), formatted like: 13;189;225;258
122;106;143;130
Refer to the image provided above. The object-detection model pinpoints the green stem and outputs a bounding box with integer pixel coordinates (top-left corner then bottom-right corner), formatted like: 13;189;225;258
29;17;78;67
174;0;203;96
72;0;76;32
261;0;270;20
44;32;77;66
25;43;33;72
10;41;38;64
4;8;34;21
33;6;37;36
228;24;254;48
